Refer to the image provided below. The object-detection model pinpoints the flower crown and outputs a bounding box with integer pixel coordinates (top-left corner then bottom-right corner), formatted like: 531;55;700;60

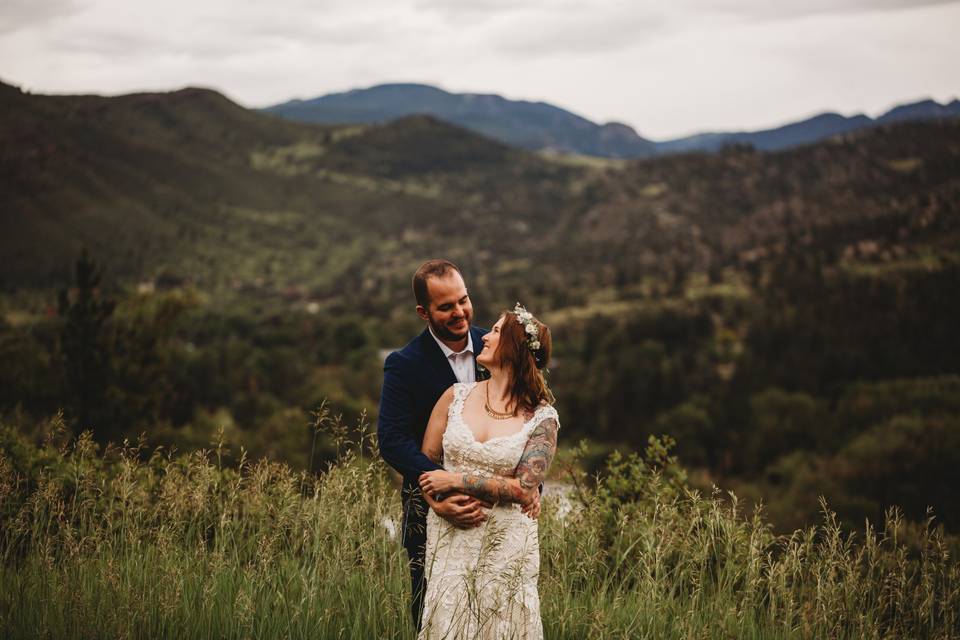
513;302;540;351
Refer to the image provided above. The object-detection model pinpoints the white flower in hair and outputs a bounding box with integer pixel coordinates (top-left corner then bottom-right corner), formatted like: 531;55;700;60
513;302;540;352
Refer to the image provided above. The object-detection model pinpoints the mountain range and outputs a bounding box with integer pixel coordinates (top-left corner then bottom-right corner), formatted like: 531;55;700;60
264;84;960;158
264;83;657;159
3;78;958;308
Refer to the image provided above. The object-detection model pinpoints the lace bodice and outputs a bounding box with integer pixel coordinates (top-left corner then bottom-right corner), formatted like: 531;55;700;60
441;381;559;478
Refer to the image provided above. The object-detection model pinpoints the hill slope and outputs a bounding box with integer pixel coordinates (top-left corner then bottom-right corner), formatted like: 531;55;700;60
3;80;959;306
0;81;581;304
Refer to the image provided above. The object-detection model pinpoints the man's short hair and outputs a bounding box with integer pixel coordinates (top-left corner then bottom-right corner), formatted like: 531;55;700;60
413;259;462;307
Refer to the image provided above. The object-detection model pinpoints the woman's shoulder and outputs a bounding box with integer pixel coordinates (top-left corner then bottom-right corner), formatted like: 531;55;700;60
531;401;559;426
435;385;457;409
445;380;477;402
536;397;556;410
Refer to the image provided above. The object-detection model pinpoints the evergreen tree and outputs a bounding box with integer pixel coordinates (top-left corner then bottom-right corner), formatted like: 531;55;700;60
58;249;115;439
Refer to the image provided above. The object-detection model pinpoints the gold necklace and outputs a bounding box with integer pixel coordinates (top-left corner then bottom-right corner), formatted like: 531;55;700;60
484;381;514;420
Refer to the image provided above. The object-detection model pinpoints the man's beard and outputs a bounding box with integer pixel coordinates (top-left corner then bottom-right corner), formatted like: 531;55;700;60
429;314;470;342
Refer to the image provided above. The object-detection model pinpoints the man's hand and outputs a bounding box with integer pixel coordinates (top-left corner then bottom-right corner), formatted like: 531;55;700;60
520;490;541;519
419;470;458;495
428;493;487;529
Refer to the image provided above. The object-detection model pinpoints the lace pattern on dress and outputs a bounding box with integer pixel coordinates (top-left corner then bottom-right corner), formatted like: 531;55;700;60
418;382;558;640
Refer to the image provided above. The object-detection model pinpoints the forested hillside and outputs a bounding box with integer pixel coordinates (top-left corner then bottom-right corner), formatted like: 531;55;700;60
2;81;958;534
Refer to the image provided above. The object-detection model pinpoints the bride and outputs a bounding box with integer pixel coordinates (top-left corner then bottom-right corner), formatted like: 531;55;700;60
417;303;559;640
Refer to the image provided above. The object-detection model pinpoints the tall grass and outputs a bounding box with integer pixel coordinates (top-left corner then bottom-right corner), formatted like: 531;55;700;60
1;414;957;639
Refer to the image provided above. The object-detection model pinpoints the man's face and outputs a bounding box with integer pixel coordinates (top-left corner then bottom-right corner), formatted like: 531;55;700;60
418;272;473;343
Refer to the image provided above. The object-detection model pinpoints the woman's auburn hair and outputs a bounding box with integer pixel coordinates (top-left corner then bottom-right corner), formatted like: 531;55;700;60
494;310;554;414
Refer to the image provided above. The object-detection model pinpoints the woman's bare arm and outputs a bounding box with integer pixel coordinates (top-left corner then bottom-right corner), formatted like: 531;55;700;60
421;386;454;463
420;387;490;528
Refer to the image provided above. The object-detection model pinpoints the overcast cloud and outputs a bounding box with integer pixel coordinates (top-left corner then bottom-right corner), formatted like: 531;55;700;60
1;0;957;138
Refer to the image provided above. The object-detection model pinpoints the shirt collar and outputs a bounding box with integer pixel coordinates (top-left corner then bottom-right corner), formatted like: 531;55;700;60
428;326;474;358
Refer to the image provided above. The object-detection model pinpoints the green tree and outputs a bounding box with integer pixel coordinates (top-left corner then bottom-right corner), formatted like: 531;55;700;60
653;398;714;467
58;249;115;439
746;388;828;473
833;414;960;529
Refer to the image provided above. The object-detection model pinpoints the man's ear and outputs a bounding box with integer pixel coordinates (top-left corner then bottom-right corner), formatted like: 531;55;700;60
416;305;429;322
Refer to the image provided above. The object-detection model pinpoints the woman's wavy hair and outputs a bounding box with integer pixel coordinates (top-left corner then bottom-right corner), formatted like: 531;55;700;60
494;309;554;414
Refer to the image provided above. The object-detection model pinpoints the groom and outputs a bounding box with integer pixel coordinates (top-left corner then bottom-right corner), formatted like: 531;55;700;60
378;259;491;627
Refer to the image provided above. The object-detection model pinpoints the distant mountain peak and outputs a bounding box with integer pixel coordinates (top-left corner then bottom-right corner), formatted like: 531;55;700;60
878;98;960;124
264;83;656;158
656;97;958;155
366;82;449;91
599;121;638;133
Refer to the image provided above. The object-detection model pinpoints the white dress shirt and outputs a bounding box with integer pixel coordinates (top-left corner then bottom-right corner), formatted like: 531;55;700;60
429;328;476;384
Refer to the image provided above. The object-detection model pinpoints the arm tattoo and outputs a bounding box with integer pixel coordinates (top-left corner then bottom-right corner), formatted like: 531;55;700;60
456;416;559;504
516;416;558;491
461;472;524;504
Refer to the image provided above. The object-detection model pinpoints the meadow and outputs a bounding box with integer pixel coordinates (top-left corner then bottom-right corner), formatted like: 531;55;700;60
2;411;957;640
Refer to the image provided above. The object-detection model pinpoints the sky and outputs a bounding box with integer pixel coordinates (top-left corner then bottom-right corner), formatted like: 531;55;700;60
1;0;958;139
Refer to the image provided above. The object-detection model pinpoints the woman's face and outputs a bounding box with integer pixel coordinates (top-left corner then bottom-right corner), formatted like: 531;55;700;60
476;314;505;368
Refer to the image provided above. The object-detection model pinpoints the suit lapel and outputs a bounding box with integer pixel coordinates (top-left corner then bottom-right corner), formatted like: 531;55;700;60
471;327;490;381
420;326;490;386
419;329;458;388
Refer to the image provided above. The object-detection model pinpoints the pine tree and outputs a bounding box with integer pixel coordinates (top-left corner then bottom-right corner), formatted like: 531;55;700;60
58;249;115;439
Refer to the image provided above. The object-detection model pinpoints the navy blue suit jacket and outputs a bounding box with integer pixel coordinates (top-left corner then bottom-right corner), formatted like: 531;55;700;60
378;326;488;487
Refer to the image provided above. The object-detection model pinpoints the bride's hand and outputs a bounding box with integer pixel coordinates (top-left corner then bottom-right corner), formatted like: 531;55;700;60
419;470;458;495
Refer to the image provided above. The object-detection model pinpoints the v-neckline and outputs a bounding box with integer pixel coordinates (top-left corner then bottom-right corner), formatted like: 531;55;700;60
458;382;536;445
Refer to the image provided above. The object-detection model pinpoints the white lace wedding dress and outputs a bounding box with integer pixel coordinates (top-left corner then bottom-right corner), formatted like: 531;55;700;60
418;382;559;640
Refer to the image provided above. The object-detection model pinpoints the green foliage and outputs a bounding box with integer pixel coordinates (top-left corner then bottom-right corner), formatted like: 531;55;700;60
746;388;829;470
730;375;960;533
837;376;960;432
1;425;958;638
0;317;59;413
653;398;714;468
593;435;690;521
550;303;716;442
834;413;960;529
